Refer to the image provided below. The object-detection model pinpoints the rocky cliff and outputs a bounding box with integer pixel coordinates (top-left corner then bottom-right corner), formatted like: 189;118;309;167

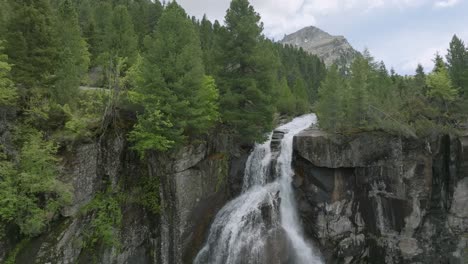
292;127;468;263
281;26;358;66
0;130;249;264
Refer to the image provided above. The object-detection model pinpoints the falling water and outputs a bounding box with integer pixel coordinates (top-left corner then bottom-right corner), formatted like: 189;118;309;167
194;114;322;264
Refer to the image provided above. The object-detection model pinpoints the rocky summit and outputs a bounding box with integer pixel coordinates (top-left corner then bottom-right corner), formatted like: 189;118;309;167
281;26;358;66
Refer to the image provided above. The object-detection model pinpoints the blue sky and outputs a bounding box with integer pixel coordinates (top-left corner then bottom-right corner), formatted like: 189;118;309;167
175;0;468;75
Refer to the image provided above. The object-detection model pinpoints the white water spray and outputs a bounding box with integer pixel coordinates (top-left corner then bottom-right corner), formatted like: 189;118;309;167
194;114;322;264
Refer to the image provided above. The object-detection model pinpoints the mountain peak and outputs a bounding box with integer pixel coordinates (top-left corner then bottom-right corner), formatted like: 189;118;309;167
280;26;358;66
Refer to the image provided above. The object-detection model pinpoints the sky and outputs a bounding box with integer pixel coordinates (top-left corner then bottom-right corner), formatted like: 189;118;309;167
174;0;468;75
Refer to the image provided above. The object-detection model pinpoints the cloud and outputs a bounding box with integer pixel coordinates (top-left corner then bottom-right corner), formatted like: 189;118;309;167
434;0;460;8
175;0;467;74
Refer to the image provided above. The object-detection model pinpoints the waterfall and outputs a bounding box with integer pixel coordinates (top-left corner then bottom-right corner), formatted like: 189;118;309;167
194;114;322;264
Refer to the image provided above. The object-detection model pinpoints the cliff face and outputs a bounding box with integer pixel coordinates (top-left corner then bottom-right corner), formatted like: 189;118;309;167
281;26;358;66
1;132;248;264
292;127;468;263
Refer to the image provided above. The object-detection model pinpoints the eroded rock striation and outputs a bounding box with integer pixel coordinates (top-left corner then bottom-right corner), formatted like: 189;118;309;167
292;127;468;263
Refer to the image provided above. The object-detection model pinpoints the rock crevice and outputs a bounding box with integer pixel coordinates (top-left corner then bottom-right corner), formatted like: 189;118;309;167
293;127;468;263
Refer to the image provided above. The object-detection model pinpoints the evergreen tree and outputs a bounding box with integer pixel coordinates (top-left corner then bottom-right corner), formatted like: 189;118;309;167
348;55;371;126
0;0;12;36
216;0;277;142
0;41;16;106
128;0;163;48
53;0;90;104
291;78;310;114
275;77;295;114
130;2;219;154
316;64;344;132
415;64;426;88
446;35;468;98
90;2;113;64
107;5;137;63
433;53;446;72
6;0;60;89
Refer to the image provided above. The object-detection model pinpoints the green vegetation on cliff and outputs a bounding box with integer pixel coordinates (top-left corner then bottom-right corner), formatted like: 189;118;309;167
0;0;326;247
316;38;468;137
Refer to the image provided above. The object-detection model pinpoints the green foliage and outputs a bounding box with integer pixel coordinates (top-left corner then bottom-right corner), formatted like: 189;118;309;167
82;193;122;248
133;175;160;215
216;0;277;143
4;239;29;264
0;129;72;236
107;5;137;62
316;65;345;132
0;42;16;106
316;48;467;137
427;65;458;103
53;0;90;105
6;0;60;89
446;35;468;99
59;90;108;141
275;77;296;114
129;2;219;154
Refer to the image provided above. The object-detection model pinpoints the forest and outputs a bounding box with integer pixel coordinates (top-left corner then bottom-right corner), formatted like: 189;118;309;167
0;0;467;252
316;42;468;137
0;0;326;245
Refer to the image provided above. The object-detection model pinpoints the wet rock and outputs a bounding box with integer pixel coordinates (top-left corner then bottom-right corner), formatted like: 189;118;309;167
293;127;468;263
271;129;286;154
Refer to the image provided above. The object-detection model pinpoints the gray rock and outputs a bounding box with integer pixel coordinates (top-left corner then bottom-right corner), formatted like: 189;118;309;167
281;26;358;66
293;128;468;263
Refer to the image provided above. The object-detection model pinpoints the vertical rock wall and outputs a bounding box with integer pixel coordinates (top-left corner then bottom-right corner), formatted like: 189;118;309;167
3;131;248;264
292;127;468;263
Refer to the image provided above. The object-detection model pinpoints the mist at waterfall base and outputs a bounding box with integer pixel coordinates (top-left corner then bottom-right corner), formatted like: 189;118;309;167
194;114;323;264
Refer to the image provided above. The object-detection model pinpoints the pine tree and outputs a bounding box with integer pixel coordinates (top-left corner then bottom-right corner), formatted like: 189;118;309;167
91;2;113;64
415;64;426;88
0;41;16;106
275;77;295;114
291;78;310;114
0;0;12;36
433;53;446;73
316;65;344;132
107;5;137;63
348;55;371;127
53;0;90;104
216;0;277;143
128;0;163;48
130;2;219;154
6;0;60;89
446;35;468;98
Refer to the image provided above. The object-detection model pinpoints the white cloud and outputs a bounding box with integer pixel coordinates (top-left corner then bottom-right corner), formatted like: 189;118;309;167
175;0;467;74
434;0;460;8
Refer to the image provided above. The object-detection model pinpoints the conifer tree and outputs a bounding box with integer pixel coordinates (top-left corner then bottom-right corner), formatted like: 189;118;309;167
446;35;468;98
275;77;295;114
107;5;137;63
217;0;277;142
130;2;219;154
128;0;163;48
348;55;371;127
6;0;60;89
53;0;90;104
316;65;344;131
415;64;426;88
0;42;16;106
